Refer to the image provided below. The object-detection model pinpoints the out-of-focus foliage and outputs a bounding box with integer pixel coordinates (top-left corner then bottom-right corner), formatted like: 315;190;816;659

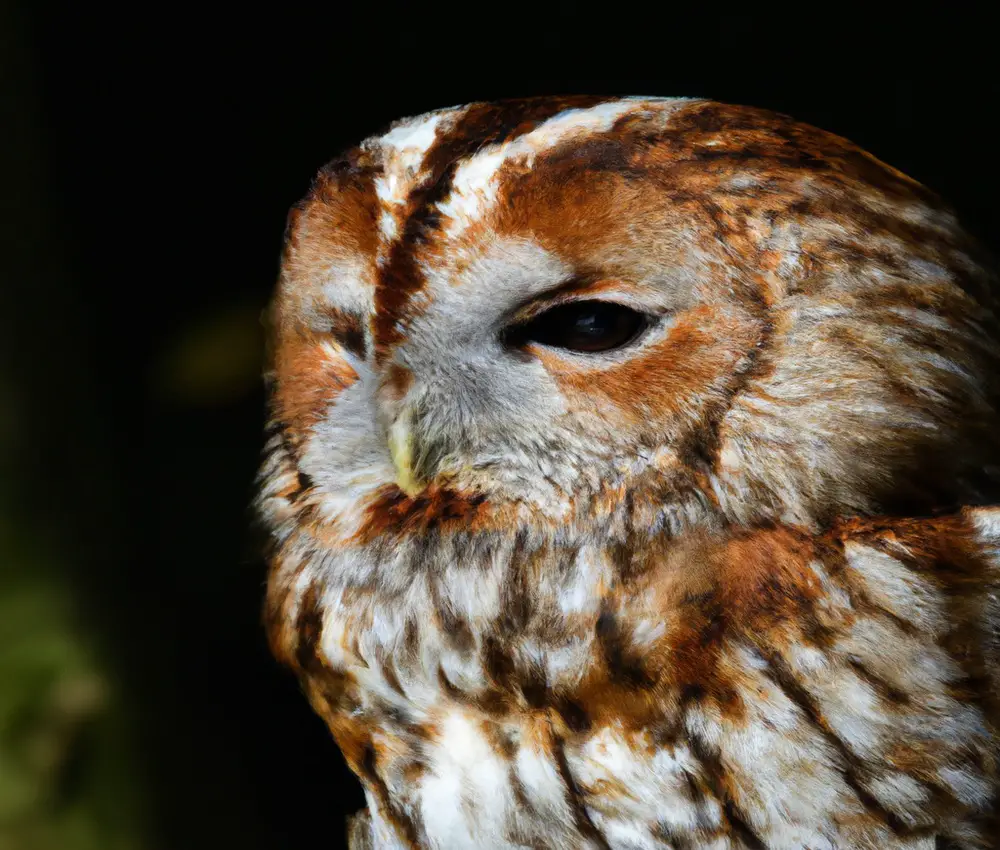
0;301;263;850
0;382;144;850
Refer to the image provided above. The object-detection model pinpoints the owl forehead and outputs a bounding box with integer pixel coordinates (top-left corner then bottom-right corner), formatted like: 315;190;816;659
275;95;930;357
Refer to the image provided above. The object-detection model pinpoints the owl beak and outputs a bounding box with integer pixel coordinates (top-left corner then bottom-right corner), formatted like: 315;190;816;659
388;408;425;497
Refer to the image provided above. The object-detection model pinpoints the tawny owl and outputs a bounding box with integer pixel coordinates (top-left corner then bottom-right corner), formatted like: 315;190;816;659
257;96;1000;849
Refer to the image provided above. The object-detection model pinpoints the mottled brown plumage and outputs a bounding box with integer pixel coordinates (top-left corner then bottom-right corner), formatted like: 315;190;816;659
258;97;1000;848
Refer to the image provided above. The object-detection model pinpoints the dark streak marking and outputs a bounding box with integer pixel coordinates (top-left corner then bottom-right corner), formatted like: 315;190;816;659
759;650;918;836
682;768;729;837
606;540;638;580
294;583;323;672
329;307;368;359
373;96;615;361
685;727;767;850
596;602;653;688
554;697;592;734
359;744;421;848
436;665;462;698
287;469;313;502
482;635;517;691
520;663;548;709
700;314;775;476
380;654;405;697
401;618;420;657
474;688;512;717
548;724;613;850
846;658;912;707
442;613;475;654
371;696;410;728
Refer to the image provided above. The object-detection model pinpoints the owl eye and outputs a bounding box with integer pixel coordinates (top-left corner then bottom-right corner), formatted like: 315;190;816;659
507;301;650;353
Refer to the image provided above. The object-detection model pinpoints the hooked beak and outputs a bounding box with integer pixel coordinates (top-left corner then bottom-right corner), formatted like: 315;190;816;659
388;407;425;497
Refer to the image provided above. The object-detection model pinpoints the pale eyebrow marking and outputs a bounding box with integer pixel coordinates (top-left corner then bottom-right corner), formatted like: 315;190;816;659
434;99;687;240
368;107;469;261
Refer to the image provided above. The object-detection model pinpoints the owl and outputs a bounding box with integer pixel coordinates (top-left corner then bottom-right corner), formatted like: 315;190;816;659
257;96;1000;849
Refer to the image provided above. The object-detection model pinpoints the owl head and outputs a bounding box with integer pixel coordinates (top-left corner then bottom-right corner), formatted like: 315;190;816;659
258;96;1000;550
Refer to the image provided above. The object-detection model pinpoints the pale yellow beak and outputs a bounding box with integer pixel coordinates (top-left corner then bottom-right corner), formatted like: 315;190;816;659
388;409;424;497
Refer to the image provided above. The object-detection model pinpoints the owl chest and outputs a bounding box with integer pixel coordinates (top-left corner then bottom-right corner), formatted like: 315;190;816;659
341;650;953;850
323;567;676;846
341;618;669;850
303;541;996;850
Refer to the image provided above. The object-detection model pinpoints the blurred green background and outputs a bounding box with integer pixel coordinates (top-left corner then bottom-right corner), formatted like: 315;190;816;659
3;3;998;848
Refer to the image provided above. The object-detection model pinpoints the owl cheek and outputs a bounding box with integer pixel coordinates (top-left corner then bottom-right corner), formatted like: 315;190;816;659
273;333;360;436
543;307;762;432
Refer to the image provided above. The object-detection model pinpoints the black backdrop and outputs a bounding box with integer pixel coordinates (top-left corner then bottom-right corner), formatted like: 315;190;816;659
4;5;998;849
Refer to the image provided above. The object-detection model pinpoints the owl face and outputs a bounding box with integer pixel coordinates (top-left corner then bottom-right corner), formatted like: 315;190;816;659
366;171;765;517
262;96;1000;547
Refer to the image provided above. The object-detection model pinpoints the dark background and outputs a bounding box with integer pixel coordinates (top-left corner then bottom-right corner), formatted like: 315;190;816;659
3;5;997;849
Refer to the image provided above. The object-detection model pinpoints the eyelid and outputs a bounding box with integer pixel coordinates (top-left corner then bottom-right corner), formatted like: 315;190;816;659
503;278;650;327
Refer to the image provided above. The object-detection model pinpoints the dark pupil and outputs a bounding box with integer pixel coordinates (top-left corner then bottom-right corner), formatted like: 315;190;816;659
512;301;646;353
